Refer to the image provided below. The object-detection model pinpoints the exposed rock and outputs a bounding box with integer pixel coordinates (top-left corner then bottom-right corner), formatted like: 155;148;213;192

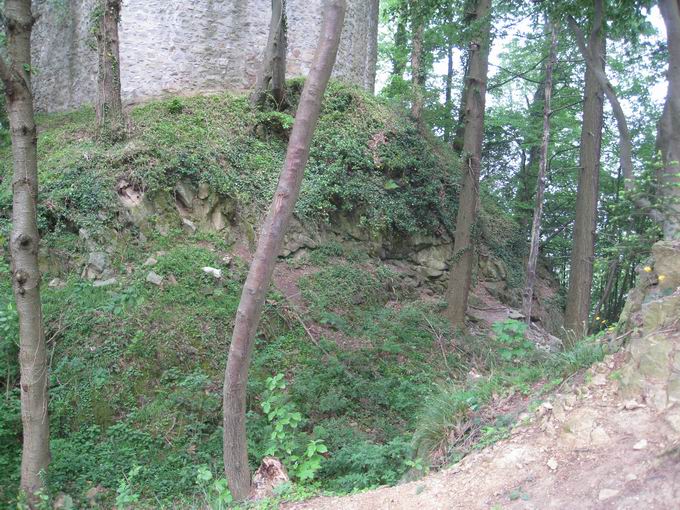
598;488;619;501
93;278;117;288
198;182;210;200
591;374;607;386
146;271;164;286
282;218;319;257
53;493;74;510
202;267;223;279
83;252;110;280
143;257;158;267
175;181;195;212
547;458;558;470
633;439;648;450
182;217;198;234
49;278;66;289
78;228;98;251
651;241;680;291
618;240;680;435
85;485;107;507
248;456;290;501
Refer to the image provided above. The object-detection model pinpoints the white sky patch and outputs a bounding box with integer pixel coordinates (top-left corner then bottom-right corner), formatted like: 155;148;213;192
377;7;669;110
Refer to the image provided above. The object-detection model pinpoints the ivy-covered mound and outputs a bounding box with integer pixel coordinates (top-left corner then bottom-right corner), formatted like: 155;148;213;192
0;82;549;507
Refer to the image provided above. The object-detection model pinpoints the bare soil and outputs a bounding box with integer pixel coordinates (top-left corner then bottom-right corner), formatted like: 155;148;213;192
286;351;680;510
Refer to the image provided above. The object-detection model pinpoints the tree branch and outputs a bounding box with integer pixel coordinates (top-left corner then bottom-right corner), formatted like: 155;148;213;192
487;56;547;91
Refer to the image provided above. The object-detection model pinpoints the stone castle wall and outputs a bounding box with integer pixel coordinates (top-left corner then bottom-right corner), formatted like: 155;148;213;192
31;0;379;112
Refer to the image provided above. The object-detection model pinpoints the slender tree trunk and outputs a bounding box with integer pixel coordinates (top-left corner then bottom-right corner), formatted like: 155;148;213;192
444;39;454;141
222;0;347;501
410;19;425;122
0;0;49;504
564;0;605;340
452;53;471;154
522;22;558;324
516;81;545;234
590;256;619;331
251;0;288;109
452;0;477;154
392;11;408;78
658;0;680;239
95;0;124;140
445;0;492;327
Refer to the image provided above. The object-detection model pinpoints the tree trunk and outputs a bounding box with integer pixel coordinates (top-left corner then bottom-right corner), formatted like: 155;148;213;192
392;10;408;78
444;39;454;141
95;0;124;140
516;81;545;234
590;256;619;332
452;0;477;154
568;11;663;223
658;0;680;239
564;0;605;341
251;0;288;109
222;0;347;501
410;19;425;122
0;0;50;505
451;54;471;154
522;21;558;324
445;0;492;327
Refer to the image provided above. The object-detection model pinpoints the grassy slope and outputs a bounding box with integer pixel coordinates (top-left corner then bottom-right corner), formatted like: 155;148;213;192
0;83;595;508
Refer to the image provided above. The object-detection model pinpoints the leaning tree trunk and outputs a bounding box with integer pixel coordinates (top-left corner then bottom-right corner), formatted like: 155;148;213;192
223;0;347;501
251;0;288;108
0;0;50;504
522;22;558;325
564;0;605;341
445;0;492;328
95;0;124;140
658;0;680;239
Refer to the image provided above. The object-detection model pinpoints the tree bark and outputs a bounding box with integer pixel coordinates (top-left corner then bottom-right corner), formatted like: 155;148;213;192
222;0;347;501
392;8;409;79
444;39;454;141
568;12;663;223
590;256;619;332
567;14;632;187
410;18;425;122
0;0;50;505
522;21;558;325
445;0;492;327
564;0;605;340
452;57;472;155
95;0;124;140
658;0;680;239
251;0;288;109
516;81;545;234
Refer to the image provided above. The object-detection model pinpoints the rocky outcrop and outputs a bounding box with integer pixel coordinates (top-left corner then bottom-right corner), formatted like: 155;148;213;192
619;240;680;434
112;179;564;332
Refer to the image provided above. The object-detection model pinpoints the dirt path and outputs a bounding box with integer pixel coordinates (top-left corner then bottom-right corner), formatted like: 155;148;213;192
287;352;680;509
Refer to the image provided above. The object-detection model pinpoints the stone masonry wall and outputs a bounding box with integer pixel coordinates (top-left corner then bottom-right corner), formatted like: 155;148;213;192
31;0;379;112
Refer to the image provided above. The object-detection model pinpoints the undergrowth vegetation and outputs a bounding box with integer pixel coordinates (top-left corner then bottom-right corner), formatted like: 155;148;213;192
0;84;604;507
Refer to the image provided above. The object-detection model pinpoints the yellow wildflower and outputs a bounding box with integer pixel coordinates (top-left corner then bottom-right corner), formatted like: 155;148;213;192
643;266;653;273
595;316;600;320
659;274;667;282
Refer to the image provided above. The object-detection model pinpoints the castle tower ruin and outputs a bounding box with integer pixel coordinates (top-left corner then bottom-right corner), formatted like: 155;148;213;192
31;0;380;112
